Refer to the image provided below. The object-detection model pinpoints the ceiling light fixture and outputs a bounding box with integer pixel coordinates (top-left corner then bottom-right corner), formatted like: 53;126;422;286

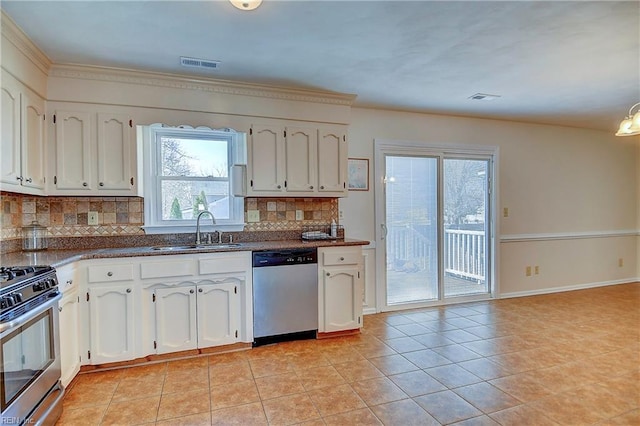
229;0;262;11
615;102;640;136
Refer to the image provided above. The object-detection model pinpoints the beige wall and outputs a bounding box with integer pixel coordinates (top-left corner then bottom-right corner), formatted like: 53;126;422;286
341;108;639;298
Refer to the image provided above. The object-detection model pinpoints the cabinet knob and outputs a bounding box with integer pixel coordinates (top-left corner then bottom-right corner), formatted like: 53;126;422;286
67;280;73;285
59;306;63;312
82;182;88;187
107;272;113;276
25;178;32;183
190;289;195;294
198;288;203;293
277;185;281;189
326;272;330;276
126;288;132;293
320;186;325;189
340;257;345;261
16;176;23;182
310;185;314;189
99;182;104;187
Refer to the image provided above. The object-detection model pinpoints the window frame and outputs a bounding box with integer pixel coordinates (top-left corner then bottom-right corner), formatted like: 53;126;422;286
141;124;245;234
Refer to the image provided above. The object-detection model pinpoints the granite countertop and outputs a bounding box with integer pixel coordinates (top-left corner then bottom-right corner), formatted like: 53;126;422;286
0;238;369;268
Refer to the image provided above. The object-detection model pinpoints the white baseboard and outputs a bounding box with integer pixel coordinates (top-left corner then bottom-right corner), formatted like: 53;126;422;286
363;307;377;315
499;278;639;299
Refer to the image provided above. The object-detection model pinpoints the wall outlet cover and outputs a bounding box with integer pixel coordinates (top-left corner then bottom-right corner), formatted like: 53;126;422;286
295;210;303;220
88;211;99;225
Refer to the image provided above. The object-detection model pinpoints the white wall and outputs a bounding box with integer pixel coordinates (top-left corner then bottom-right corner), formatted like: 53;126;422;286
341;107;639;301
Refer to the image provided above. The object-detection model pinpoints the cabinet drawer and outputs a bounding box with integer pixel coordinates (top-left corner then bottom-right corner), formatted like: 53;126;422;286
140;259;194;280
199;254;249;275
87;264;134;283
322;250;361;266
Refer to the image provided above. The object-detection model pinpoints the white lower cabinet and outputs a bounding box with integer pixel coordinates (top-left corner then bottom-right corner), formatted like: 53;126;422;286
87;284;137;364
57;263;80;387
318;247;364;333
152;278;243;354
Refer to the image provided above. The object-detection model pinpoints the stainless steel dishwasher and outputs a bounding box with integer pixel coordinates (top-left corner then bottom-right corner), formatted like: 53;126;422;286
252;248;318;346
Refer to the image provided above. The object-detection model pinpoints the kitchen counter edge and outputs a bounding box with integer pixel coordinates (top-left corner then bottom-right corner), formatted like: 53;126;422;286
1;239;370;268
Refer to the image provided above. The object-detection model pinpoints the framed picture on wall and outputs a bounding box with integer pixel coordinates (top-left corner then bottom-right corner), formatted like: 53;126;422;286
348;158;369;191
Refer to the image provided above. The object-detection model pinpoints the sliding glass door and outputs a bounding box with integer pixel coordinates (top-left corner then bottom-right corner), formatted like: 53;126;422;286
375;140;495;310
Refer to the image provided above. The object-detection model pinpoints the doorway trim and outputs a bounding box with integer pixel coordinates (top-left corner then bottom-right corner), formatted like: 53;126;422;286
374;139;500;312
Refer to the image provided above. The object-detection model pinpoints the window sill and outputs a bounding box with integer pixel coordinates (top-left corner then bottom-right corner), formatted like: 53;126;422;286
142;224;245;234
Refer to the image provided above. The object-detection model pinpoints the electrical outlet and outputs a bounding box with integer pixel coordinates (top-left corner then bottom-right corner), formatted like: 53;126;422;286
503;207;509;218
339;210;344;220
247;210;260;222
618;258;624;267
534;265;540;275
88;211;99;225
295;210;303;221
525;266;532;276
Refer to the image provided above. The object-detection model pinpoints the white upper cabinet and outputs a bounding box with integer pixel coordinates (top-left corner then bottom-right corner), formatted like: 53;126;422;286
51;107;136;195
1;71;46;195
246;123;348;197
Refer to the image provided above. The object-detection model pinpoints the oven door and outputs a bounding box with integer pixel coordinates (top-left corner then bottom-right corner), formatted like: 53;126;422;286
0;293;62;423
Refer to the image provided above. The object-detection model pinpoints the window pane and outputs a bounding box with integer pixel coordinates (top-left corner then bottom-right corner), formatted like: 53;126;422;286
161;137;228;178
161;180;230;220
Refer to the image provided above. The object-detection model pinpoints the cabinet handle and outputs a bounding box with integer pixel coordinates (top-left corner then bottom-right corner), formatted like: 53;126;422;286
126;288;132;293
107;272;113;276
67;280;73;285
198;288;203;293
82;182;88;187
25;178;32;183
190;289;195;294
59;306;63;312
99;182;104;187
16;176;23;182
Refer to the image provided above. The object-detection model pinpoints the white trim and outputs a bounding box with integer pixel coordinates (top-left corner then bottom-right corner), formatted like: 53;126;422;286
49;63;356;106
363;308;378;315
499;278;638;299
1;11;52;75
500;229;638;243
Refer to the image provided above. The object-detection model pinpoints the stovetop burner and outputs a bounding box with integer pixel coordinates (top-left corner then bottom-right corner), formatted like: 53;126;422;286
0;265;58;321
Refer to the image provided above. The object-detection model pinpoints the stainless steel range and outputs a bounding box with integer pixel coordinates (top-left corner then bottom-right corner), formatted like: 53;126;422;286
0;266;64;425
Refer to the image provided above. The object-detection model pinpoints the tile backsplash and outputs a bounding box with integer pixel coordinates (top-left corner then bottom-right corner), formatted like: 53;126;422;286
0;192;339;242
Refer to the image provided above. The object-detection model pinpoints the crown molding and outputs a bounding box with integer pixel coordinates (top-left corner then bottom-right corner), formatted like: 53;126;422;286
1;11;51;74
49;63;357;106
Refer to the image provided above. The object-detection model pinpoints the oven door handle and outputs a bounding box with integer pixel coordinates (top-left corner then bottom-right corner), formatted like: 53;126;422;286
0;291;62;334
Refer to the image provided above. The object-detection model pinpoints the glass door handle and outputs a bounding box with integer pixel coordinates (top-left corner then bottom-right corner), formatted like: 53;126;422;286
381;223;388;240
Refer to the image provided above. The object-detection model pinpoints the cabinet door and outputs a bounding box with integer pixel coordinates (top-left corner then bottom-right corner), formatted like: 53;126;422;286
59;293;80;387
285;126;317;193
154;286;197;354
21;90;46;191
321;267;363;332
0;73;21;188
317;128;347;194
97;113;134;191
196;280;240;348
55;111;92;190
88;285;135;364
247;125;285;194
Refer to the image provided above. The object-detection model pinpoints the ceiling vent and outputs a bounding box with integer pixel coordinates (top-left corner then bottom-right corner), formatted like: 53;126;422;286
469;93;501;101
180;56;221;70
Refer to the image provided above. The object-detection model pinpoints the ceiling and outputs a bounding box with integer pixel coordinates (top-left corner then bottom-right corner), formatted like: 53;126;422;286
2;1;639;132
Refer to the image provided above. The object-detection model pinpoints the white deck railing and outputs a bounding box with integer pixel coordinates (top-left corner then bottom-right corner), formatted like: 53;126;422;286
387;225;486;283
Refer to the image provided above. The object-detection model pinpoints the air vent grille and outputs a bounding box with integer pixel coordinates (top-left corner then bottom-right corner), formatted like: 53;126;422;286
180;57;221;70
469;93;501;101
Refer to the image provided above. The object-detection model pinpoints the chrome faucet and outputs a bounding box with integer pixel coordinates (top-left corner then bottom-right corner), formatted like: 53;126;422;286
195;210;216;245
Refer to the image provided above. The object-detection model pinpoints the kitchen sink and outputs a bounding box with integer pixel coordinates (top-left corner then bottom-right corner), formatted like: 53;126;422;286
151;243;242;251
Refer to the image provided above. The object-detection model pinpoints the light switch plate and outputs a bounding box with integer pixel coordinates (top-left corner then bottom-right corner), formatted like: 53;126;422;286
247;210;260;222
88;211;99;225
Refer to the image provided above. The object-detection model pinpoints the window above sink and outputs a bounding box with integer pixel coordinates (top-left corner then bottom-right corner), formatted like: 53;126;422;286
140;124;246;234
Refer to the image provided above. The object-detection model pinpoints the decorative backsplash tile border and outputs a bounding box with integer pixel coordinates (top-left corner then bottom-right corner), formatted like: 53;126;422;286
1;192;339;245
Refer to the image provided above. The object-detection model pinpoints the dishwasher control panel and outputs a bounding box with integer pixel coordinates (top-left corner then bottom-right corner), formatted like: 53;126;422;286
253;248;317;267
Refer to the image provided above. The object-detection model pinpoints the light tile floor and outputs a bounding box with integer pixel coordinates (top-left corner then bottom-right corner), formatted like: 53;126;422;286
57;283;639;425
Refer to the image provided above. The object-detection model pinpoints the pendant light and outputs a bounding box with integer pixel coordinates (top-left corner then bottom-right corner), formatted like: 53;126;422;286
229;0;262;11
615;102;640;136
